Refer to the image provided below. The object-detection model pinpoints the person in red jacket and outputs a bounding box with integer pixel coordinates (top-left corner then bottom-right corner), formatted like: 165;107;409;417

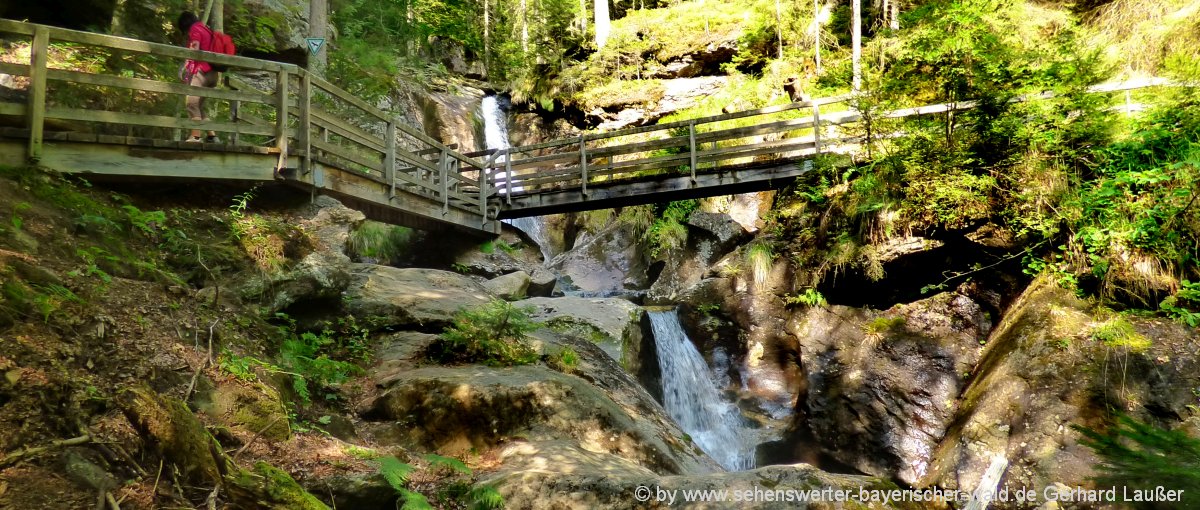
176;12;220;143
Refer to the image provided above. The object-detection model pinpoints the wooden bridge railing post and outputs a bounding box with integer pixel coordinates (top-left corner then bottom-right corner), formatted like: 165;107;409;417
504;153;513;205
274;69;290;173
477;156;490;227
298;71;312;176
385;121;397;198
812;101;822;155
440;149;450;215
27;26;49;162
579;135;588;198
688;120;697;185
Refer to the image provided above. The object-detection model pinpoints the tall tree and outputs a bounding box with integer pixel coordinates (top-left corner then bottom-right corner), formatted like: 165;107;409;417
310;0;328;74
521;0;530;52
851;0;861;92
594;0;610;49
813;0;821;74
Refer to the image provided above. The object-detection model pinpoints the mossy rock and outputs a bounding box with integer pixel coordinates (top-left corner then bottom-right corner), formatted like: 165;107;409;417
195;380;291;442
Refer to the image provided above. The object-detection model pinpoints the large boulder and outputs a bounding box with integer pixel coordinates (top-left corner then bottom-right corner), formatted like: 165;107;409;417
552;221;649;295
787;288;992;484
517;296;643;359
238;196;361;311
484;444;916;510
483;271;532;300
362;331;718;476
647;211;750;303
342;265;493;330
921;277;1200;506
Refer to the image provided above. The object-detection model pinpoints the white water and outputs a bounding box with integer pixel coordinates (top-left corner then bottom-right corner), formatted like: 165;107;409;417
482;95;554;261
649;310;755;471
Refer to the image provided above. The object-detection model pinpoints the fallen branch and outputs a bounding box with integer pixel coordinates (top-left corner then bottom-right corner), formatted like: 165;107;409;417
232;416;284;461
0;434;92;469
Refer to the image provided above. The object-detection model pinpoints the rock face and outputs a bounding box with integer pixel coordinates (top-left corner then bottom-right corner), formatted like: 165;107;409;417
921;277;1200;504
787;289;992;484
552;221;649;295
342;265;493;330
647;211;750;303
591;77;728;130
485;449;915;510
363;328;718;476
239;196;361;312
517;296;643;359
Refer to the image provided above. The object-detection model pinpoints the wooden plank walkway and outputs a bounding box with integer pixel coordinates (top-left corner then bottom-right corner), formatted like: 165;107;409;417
0;19;1172;232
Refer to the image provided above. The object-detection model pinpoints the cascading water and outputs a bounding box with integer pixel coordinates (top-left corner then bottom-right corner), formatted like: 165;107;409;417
649;310;755;471
481;95;554;262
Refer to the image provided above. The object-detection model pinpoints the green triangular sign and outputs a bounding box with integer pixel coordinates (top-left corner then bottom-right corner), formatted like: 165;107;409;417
305;38;325;56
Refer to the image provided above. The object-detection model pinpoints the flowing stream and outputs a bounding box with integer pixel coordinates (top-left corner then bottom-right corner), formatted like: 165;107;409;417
649;310;755;471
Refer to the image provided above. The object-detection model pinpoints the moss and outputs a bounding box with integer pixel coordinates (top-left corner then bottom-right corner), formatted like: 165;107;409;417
249;462;331;510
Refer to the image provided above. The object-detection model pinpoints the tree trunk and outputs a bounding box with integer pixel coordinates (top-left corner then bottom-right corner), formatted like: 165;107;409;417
594;0;610;49
521;0;530;53
110;0;126;35
309;0;328;75
484;0;491;62
579;0;588;35
813;0;821;75
212;0;223;31
890;0;899;30
852;0;861;92
774;0;783;60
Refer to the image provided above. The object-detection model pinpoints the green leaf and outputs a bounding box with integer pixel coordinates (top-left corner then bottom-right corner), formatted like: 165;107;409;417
423;453;471;475
378;456;415;491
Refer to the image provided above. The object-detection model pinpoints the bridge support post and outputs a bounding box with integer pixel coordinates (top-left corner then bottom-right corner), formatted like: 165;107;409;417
688;120;697;186
28;26;49;163
579;135;588;198
478;156;490;228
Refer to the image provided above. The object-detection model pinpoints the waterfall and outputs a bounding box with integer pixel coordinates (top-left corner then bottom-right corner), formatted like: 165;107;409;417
649;310;755;471
482;95;554;262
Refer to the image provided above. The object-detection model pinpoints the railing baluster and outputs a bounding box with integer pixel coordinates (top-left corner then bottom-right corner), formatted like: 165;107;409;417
385;121;396;198
274;69;290;175
688;120;697;186
478;156;489;228
440;149;449;215
504;151;513;205
27;26;48;162
812;101;822;155
579;135;588;198
298;71;311;176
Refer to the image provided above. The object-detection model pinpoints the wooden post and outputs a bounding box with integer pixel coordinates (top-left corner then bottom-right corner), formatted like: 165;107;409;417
274;69;290;173
579;135;588;198
298;71;312;176
28;26;49;162
440;149;449;215
812;101;822;154
477;156;489;227
385;121;397;197
504;152;513;205
688;120;697;185
230;99;241;145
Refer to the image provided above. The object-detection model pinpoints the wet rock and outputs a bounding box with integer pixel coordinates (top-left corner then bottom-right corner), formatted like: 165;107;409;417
921;276;1200;505
686;211;751;255
788;288;991;484
552;220;649;295
342;265;494;330
483;271;531;300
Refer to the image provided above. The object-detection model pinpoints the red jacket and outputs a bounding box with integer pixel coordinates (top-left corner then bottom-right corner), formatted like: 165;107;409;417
185;22;214;76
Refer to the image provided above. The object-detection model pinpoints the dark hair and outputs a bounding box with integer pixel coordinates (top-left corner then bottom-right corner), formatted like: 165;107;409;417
176;12;199;35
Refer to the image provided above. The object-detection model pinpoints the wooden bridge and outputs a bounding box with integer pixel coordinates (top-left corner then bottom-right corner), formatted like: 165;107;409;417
0;19;1168;235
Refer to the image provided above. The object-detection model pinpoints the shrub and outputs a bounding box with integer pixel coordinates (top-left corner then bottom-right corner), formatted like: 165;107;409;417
433;300;539;366
349;221;415;263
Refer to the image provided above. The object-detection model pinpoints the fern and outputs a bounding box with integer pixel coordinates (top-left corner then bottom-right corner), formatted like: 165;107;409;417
423;453;471;475
467;485;505;510
399;489;433;510
378;456;416;491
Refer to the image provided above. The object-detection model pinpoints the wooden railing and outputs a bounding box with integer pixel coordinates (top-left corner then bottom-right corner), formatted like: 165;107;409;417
484;78;1172;201
0;18;495;222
